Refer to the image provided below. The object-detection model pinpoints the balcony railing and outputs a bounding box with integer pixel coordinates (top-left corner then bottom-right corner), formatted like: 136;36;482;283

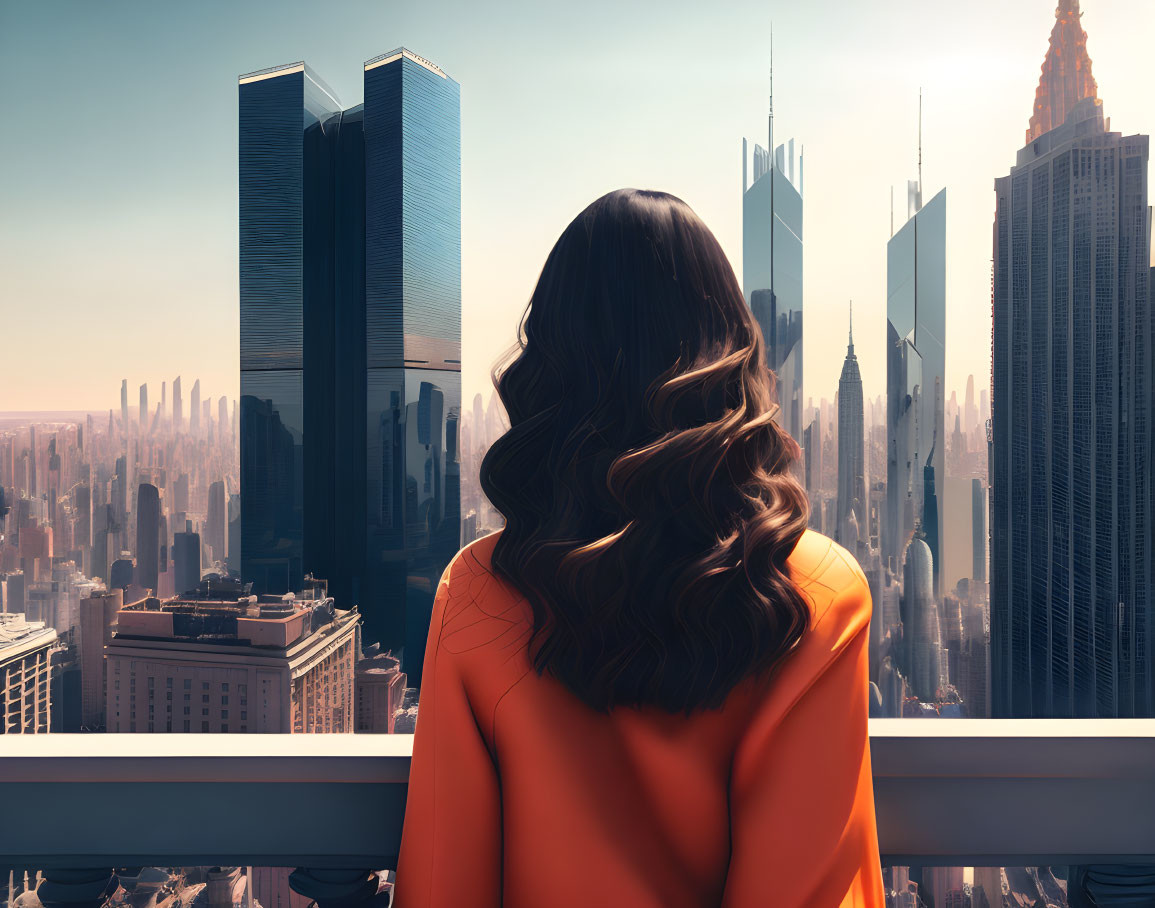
3;720;1155;893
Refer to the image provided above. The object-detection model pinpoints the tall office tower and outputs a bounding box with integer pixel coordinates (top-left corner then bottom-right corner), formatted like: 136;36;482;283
901;531;943;702
136;483;160;594
218;396;229;442
113;455;128;541
190;380;201;437
172;472;190;516
0;613;57;733
802;420;821;530
885;174;946;585
226;493;241;577
238;61;341;597
207;480;227;564
836;305;866;551
239;49;461;680
161;381;167;425
120;380;129;436
990;1;1152;718
203;399;213;441
74;482;92;570
472;393;485;451
173;522;200;596
964;374;978;436
741;61;804;449
139;384;148;432
971;478;988;583
173;376;183;433
79;588;122;730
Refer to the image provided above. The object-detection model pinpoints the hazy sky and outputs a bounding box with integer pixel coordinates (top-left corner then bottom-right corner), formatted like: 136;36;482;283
1;0;1152;414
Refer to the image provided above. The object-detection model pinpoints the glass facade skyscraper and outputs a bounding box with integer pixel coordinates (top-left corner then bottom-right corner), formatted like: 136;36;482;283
363;50;461;677
239;50;460;681
991;93;1151;719
742;114;804;448
837;307;865;552
239;62;340;595
885;186;946;595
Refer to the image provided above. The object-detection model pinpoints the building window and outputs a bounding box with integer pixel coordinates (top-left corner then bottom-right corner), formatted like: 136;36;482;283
166;677;173;690
201;721;209;732
184;720;190;732
202;682;209;691
241;711;247;721
222;696;229;706
222;724;229;733
222;682;230;692
202;708;208;716
183;679;191;690
203;694;209;703
184;707;190;716
222;709;228;720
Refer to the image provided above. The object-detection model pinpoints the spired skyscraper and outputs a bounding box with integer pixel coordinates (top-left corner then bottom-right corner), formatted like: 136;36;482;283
885;153;946;593
742;54;804;448
239;49;461;679
837;304;865;552
990;1;1152;718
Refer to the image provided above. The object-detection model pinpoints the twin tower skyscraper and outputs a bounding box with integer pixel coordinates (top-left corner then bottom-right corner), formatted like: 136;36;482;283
238;49;461;679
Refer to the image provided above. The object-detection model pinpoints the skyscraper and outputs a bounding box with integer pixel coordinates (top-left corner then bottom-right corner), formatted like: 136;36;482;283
990;1;1152;718
886;174;946;587
837;304;865;551
135;483;160;594
218;396;229;441
139;384;148;432
120;380;129;436
173;522;200;597
239;49;461;679
173;375;183;433
190;379;201;437
742;53;804;448
207;480;227;565
971;478;987;584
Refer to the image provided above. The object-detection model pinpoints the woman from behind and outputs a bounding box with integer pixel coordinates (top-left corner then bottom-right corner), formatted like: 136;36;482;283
395;189;884;907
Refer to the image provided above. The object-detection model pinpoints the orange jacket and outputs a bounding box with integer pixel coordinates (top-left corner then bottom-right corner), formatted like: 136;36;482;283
396;529;884;908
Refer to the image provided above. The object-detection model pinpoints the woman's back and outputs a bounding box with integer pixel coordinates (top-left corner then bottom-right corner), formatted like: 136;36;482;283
395;528;883;908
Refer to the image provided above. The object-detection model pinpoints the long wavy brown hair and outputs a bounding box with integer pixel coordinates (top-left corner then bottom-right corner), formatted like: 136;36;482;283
479;189;810;714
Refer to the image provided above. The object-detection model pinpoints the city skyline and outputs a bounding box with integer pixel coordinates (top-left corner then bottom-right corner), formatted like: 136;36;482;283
4;0;1154;414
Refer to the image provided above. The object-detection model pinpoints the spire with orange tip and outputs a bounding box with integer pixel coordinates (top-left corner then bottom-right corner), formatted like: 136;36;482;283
1026;0;1100;143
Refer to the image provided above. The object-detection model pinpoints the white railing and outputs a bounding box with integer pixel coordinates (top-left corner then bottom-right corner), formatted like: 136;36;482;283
3;720;1155;867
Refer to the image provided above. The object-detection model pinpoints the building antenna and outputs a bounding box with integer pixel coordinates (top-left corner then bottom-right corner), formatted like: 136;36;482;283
768;23;774;169
918;86;923;199
849;300;854;351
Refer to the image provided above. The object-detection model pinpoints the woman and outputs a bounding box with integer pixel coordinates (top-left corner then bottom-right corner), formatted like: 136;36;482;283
395;189;883;907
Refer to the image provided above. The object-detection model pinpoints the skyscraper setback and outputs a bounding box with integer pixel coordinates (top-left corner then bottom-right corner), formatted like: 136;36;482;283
886;172;946;591
741;53;804;448
837;304;865;552
990;0;1152;718
239;48;461;678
